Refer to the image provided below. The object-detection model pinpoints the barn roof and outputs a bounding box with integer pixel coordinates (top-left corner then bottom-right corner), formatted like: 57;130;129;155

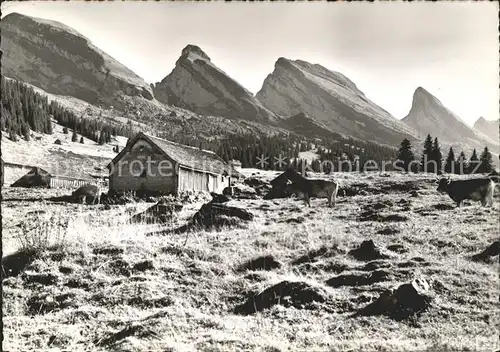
108;132;243;177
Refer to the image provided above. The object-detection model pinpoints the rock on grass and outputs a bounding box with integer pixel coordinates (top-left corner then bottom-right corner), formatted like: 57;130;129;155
233;280;329;315
354;277;433;321
1;249;38;278
471;240;500;263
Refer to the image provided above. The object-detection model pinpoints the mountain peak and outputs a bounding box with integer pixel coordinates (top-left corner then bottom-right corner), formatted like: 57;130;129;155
403;88;498;151
180;44;211;62
412;86;443;107
475;116;486;124
257;57;417;145
153;45;277;122
414;86;433;98
473;116;499;142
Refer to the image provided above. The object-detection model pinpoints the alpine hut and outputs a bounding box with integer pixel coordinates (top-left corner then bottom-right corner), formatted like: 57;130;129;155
107;133;240;194
10;165;97;189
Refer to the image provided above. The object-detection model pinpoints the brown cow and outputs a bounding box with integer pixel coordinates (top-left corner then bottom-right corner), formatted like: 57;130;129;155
436;177;496;207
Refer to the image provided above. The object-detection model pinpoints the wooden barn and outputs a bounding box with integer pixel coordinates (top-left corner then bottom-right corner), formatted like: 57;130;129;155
10;165;97;189
107;133;240;194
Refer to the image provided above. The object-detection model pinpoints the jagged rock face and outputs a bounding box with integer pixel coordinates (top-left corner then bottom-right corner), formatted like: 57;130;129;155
256;58;417;145
1;13;154;109
153;45;278;122
473;117;499;143
402;87;498;150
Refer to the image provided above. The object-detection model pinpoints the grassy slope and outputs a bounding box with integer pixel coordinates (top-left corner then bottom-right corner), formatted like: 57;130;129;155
2;172;499;351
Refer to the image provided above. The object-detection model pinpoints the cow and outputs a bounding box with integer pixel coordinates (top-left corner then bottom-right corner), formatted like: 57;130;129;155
436;177;496;207
283;168;339;207
72;184;101;205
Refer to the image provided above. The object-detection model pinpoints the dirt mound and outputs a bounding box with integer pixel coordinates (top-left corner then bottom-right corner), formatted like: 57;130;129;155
236;255;282;272
23;272;59;286
292;245;344;265
233;280;329;315
368;200;394;211
107;259;132;277
130;201;183;224
326;269;392;288
354;277;434;321
172;202;254;233
348;240;391;261
1;249;38;278
471;240;500;263
133;260;155;272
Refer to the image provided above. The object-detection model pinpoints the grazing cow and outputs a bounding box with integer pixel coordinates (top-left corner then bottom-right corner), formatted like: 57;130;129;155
283;168;339;207
72;184;101;205
436;177;496;207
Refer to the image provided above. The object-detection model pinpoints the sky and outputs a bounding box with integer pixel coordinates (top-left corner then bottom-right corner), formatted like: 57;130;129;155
1;1;498;126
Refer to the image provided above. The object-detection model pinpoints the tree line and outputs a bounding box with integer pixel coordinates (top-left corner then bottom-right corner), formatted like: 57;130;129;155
157;129;399;172
1;77;135;144
397;134;495;174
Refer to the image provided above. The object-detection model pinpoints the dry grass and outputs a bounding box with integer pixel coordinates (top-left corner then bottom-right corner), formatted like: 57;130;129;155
2;173;499;351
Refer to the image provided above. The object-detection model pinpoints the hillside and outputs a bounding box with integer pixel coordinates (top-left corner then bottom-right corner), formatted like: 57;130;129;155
256;58;418;146
0;13;154;110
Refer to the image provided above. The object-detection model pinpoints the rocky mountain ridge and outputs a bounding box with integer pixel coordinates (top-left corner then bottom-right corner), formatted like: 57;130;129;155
0;13;154;110
256;57;418;145
473;117;499;143
152;45;278;123
402;87;498;152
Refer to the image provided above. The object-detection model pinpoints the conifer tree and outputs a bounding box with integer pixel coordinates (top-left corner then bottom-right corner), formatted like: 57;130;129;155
421;134;433;173
456;151;468;174
431;137;442;173
478;146;494;174
444;147;456;174
396;138;415;172
468;149;479;174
